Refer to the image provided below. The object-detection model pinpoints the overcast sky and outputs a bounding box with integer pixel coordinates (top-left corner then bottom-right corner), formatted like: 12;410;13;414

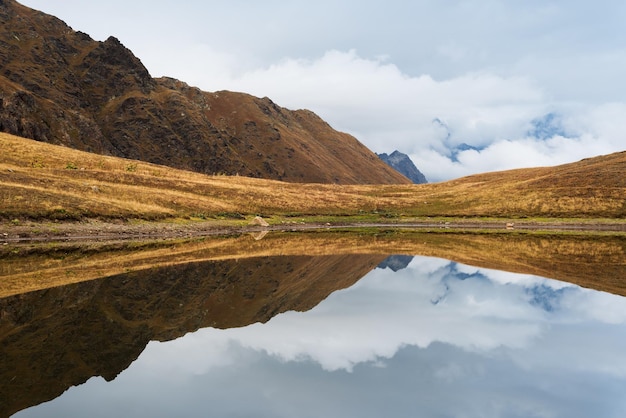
20;1;626;181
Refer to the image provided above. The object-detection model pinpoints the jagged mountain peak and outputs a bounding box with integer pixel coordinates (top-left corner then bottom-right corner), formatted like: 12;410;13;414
377;150;428;184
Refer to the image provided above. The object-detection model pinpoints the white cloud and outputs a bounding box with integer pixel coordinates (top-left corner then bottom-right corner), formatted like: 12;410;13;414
412;101;626;181
134;257;626;375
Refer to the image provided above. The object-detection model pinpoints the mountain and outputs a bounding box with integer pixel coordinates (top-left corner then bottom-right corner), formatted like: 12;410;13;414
0;0;409;185
377;150;428;183
377;255;414;271
528;112;569;140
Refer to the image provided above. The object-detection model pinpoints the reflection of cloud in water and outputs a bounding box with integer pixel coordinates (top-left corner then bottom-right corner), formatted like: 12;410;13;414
20;255;626;418
136;256;626;375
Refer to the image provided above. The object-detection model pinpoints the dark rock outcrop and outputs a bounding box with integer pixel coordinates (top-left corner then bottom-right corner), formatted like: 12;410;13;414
0;0;410;184
377;150;428;184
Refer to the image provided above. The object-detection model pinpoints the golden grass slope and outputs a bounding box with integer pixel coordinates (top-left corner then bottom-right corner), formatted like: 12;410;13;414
1;133;625;220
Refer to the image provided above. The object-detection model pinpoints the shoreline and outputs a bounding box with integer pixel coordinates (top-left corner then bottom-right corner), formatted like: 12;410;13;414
2;218;625;245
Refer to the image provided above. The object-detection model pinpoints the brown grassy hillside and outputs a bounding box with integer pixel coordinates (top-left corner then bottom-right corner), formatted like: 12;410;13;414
0;0;408;184
1;133;624;221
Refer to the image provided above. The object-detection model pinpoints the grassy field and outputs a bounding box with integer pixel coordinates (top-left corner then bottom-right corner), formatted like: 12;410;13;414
1;132;625;224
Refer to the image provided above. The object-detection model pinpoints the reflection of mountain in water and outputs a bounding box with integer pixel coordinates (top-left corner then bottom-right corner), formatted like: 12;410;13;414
0;253;386;417
429;262;490;305
378;255;414;272
526;284;572;312
428;262;580;313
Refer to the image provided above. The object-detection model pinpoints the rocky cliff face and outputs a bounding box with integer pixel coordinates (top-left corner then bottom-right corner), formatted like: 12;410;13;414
377;150;428;184
0;0;409;184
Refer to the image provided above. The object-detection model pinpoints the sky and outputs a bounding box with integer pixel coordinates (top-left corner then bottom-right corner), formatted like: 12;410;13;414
17;256;626;417
20;0;626;182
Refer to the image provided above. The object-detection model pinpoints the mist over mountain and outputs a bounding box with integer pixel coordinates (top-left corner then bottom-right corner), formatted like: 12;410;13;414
0;0;409;184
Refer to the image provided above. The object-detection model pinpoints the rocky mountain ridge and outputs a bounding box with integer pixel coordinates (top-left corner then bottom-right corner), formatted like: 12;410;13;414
377;150;428;184
0;0;410;184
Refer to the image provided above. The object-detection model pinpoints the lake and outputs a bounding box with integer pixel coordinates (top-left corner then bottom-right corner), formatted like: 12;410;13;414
1;231;625;417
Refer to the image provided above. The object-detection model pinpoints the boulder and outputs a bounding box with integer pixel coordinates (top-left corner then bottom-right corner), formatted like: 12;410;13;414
249;216;269;227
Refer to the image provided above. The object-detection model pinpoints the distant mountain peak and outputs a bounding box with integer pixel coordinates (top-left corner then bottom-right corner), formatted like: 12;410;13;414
377;150;428;184
528;112;570;140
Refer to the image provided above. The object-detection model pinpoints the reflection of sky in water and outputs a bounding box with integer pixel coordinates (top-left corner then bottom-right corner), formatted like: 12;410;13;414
17;256;626;418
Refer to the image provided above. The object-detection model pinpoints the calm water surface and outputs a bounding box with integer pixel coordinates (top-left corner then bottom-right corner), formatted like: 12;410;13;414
8;254;626;418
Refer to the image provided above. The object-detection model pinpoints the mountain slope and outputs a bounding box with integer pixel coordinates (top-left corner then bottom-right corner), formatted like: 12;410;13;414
0;0;409;184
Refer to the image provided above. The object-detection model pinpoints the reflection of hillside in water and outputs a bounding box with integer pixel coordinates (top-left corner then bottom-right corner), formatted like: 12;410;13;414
1;232;625;297
0;253;386;417
14;253;626;418
1;231;625;416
